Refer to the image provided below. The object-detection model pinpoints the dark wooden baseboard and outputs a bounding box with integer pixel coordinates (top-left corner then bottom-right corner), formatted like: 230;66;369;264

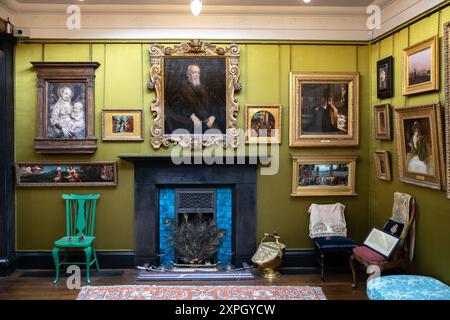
9;249;358;275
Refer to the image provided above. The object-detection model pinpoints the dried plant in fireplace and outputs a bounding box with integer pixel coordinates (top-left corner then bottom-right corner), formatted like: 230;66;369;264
174;211;226;264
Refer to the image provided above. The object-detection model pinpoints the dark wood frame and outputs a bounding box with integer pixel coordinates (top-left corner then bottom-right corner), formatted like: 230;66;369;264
15;162;118;187
394;104;445;190
377;56;394;99
374;104;392;140
31;62;100;154
101;109;144;141
374;150;392;181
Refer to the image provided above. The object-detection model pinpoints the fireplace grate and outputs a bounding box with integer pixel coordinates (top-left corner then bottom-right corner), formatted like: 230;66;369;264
176;189;216;213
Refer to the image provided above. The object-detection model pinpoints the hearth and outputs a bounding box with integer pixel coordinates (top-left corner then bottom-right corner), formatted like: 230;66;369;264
120;156;258;268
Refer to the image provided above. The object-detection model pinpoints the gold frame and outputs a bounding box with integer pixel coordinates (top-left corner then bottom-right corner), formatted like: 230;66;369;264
374;150;392;181
289;72;359;147
290;154;358;197
147;40;241;149
403;35;439;96
245;104;282;144
102;109;144;141
444;22;450;199
374;104;392;140
15;162;118;187
394;104;445;190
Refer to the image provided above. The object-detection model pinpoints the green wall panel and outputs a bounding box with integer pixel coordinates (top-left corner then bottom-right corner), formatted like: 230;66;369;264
370;9;450;283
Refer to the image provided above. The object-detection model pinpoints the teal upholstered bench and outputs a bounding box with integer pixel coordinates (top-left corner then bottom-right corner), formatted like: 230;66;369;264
367;275;450;300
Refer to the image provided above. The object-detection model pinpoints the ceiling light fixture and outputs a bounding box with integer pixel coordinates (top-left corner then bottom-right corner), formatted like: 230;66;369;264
303;0;311;3
191;0;202;16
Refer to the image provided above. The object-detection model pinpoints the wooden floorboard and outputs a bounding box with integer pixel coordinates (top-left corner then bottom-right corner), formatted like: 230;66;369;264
0;269;368;300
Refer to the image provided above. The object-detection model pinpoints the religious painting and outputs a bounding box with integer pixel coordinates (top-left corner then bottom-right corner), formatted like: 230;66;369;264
375;150;392;181
102;110;144;141
289;72;359;147
15;162;117;187
377;56;393;99
374;104;391;140
32;62;100;154
394;104;445;190
403;36;439;95
245;104;281;144
290;154;358;196
148;40;241;149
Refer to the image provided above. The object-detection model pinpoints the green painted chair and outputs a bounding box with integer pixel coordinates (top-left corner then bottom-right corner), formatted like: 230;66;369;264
52;194;101;284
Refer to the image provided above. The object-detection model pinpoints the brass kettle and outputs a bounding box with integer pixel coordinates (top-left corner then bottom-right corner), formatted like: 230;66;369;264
251;232;286;279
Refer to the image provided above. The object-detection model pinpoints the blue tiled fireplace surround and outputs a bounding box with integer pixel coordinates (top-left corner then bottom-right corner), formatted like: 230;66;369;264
126;157;257;268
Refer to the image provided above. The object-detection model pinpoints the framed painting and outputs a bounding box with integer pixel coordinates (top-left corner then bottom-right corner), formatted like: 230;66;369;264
290;154;358;197
444;22;450;199
363;228;400;259
147;40;241;149
289;72;359;147
374;104;391;140
102;109;144;141
394;104;445;190
374;150;392;181
245;104;281;144
15;162;117;187
403;36;439;96
377;56;394;99
31;62;100;154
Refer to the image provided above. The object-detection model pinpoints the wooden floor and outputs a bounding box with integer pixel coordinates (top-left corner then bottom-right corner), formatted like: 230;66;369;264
0;269;367;300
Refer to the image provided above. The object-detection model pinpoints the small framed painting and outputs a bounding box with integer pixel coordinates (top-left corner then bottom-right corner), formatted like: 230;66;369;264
290;154;358;197
245;104;281;144
374;104;391;140
377;56;394;99
394;104;445;190
16;162;118;187
403;36;439;96
363;228;400;259
102;109;144;141
374;150;392;181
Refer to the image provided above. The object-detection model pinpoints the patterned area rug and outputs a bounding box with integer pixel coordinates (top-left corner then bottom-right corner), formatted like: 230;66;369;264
77;285;326;300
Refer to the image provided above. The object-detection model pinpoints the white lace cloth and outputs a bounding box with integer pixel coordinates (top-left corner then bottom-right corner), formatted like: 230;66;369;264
308;203;348;239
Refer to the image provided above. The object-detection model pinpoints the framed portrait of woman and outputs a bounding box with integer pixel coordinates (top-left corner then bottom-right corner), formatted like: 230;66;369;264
289;72;359;147
32;62;100;154
377;56;393;99
394;104;445;190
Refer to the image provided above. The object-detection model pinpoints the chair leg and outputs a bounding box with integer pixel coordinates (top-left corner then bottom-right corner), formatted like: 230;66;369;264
52;247;60;284
349;254;357;288
84;247;92;284
320;252;325;282
92;247;100;272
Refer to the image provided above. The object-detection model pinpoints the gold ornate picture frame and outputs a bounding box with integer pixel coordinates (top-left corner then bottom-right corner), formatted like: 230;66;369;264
102;109;144;141
444;22;450;199
374;150;392;181
403;36;439;96
147;40;241;149
245;104;281;144
289;72;359;147
394;104;445;190
374;104;392;140
290;153;358;197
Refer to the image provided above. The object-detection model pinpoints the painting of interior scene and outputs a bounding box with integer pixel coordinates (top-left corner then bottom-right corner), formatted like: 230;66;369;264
298;163;349;187
112;115;134;133
408;48;431;86
47;83;86;139
250;110;276;137
17;164;115;185
300;83;349;135
403;118;434;176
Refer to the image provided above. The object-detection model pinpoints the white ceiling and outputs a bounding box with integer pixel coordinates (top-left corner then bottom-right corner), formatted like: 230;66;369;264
15;0;374;6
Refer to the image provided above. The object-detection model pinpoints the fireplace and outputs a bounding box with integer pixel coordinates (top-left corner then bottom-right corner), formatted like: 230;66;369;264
120;156;258;267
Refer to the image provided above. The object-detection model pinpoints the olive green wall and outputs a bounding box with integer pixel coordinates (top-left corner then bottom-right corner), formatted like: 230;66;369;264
15;42;370;253
370;8;450;283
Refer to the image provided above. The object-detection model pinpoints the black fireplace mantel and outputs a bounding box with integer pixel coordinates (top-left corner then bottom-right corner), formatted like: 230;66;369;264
120;155;258;267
